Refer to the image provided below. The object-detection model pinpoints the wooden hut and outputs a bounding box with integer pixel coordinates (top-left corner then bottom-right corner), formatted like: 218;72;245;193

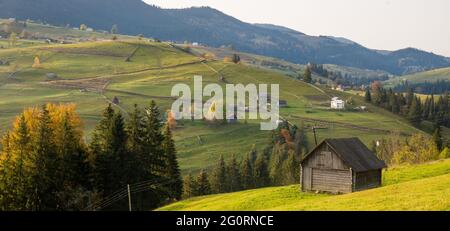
300;138;386;194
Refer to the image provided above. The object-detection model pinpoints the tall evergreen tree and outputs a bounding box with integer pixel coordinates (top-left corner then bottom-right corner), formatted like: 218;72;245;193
144;101;165;175
408;96;422;125
253;152;270;188
30;105;58;210
211;155;228;193
269;145;284;186
182;173;197;198
365;88;372;102
283;151;300;185
162;125;183;200
196;169;210;196
226;154;241;192
433;126;443;151
240;153;254;190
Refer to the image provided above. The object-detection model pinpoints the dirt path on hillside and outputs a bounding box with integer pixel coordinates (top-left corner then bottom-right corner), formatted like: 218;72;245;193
289;114;411;136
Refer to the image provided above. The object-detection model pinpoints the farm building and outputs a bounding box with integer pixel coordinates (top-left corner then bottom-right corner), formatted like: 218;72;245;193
300;138;386;194
330;97;345;109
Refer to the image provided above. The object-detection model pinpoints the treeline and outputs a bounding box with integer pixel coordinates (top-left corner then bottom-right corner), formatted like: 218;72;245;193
365;82;450;127
393;80;450;95
0;102;182;211
309;63;389;87
182;121;308;198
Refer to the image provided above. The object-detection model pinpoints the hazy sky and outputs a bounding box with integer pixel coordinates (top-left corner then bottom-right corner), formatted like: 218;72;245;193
144;0;450;57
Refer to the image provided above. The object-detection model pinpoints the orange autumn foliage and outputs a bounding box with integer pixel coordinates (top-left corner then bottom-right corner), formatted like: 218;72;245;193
167;110;177;130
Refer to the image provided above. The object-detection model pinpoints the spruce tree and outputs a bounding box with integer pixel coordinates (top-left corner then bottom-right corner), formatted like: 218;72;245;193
240;154;254;190
196;169;210;196
253;152;269;188
211;155;227;193
408;96;422;125
428;94;436;120
162;125;183;200
283;151;300;185
269;145;284;186
364;88;372;102
144;101;165;175
406;88;415;107
182;173;197;198
433;126;443;151
31;105;58;210
227;154;241;192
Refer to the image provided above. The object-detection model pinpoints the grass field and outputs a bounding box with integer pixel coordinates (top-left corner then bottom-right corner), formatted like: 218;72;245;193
158;159;450;211
0;28;424;174
384;67;450;87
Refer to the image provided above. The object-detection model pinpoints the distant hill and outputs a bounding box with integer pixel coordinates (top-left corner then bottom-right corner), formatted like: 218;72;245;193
1;0;450;75
385;67;450;87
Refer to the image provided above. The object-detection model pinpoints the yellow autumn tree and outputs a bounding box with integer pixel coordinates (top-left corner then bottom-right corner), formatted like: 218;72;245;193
0;103;87;210
32;56;41;68
391;133;439;165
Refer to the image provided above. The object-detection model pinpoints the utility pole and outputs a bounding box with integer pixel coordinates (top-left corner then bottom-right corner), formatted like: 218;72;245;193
127;184;132;212
312;126;327;146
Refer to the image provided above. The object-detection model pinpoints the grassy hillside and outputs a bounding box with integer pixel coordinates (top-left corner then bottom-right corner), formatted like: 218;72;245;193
0;29;421;173
384;67;450;87
158;159;450;211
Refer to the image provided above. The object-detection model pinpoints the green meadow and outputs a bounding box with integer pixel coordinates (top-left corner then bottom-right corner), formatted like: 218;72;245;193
158;159;450;211
0;37;420;174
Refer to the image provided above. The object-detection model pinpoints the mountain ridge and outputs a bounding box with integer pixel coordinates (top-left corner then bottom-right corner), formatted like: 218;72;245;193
1;0;449;75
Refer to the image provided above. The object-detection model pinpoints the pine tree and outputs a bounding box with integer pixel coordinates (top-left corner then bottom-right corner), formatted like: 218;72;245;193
226;154;241;192
253;152;269;188
364;88;372;102
406;88;415;107
162;125;182;200
428;94;436;120
211;155;227;193
144;101;165;175
196;169;210;196
182;173;197;198
283;151;300;185
240;153;254;190
126;104;145;182
422;97;430;119
91;105;122;198
389;91;400;114
30;105;58;210
269;145;284;186
433;126;443;151
408;96;422;125
303;66;312;83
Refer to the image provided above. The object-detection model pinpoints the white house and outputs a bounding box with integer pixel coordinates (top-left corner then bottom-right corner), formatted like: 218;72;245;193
331;97;345;109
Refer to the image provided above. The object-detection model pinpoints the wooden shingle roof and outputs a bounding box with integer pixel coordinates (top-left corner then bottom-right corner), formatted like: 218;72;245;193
302;137;387;172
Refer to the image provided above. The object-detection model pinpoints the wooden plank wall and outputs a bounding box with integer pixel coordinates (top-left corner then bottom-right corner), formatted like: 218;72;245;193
311;168;352;193
354;169;382;191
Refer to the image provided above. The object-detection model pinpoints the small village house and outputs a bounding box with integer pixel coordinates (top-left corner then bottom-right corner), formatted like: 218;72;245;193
300;138;386;194
331;97;345;109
